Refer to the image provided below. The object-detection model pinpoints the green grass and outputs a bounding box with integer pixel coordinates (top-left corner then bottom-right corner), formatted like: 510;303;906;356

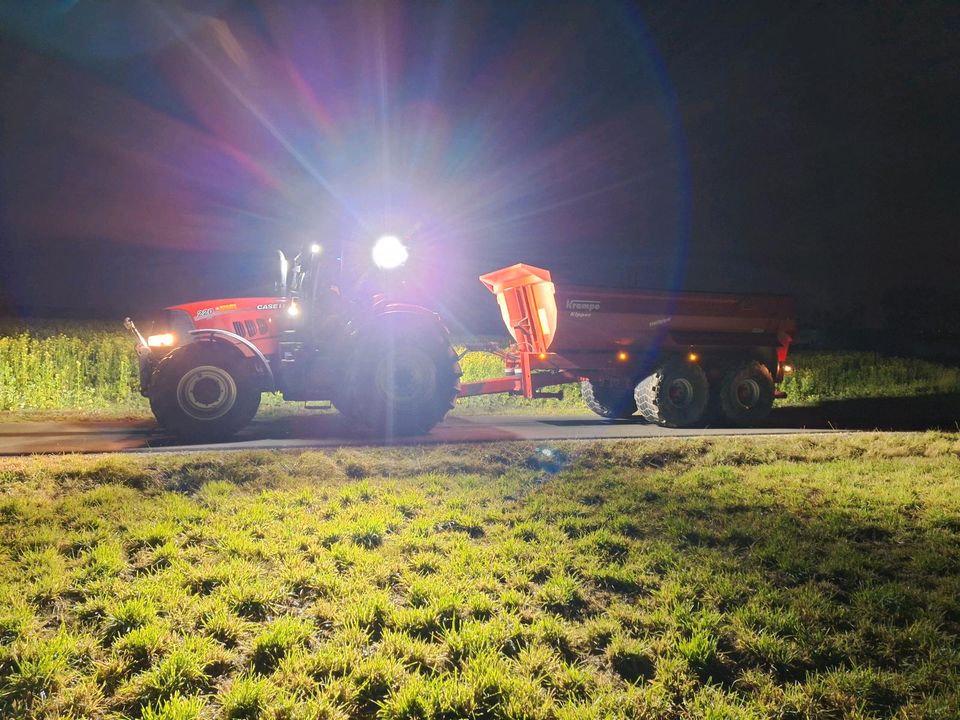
2;321;959;417
779;351;960;404
0;435;959;717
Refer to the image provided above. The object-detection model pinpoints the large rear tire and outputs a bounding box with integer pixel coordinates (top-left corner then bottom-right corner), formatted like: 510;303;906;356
634;361;709;428
149;343;261;442
580;379;638;419
336;326;461;436
716;361;775;426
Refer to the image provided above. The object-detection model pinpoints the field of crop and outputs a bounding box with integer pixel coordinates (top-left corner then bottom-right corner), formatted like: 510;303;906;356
1;434;959;718
0;323;142;414
2;321;960;417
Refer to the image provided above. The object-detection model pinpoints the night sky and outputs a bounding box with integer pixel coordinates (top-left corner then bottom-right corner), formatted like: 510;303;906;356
0;1;957;333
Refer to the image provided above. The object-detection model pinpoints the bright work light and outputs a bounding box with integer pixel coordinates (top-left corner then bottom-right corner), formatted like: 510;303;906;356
372;235;408;269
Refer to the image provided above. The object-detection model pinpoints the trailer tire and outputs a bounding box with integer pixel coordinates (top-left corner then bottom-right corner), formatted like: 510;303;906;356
580;380;638;419
717;360;775;426
149;343;261;442
634;361;709;428
338;327;461;436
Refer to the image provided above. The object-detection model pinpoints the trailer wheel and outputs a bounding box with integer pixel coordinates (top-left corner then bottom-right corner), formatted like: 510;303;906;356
634;361;709;428
717;360;775;426
149;343;261;442
338;327;461;436
580;380;638;419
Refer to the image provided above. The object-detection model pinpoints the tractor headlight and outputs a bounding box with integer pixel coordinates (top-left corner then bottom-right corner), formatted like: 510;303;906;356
372;235;408;269
147;333;175;348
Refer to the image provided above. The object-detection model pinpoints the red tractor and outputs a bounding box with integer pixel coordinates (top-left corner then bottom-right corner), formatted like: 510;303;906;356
127;237;462;441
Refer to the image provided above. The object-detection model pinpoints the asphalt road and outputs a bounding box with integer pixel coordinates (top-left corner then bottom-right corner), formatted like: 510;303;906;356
3;392;958;455
0;411;843;455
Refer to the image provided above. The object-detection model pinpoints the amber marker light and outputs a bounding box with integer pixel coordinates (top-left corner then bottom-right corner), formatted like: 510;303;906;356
688;352;699;362
147;333;175;348
616;350;629;362
783;364;794;373
538;353;548;361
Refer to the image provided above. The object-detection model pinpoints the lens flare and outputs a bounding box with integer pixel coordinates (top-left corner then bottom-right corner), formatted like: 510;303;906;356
0;3;690;321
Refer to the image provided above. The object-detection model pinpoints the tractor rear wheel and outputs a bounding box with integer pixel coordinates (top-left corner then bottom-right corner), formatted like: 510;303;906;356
580;379;638;419
634;360;709;428
149;343;261;442
337;326;461;436
716;360;775;426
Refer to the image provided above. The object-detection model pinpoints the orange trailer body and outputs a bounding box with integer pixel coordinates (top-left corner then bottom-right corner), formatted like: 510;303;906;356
459;263;796;400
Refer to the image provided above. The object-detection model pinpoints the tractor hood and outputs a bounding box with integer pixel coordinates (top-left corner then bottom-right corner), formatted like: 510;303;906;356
164;297;288;356
167;297;288;326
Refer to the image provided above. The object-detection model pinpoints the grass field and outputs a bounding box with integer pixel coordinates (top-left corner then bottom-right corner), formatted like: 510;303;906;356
2;321;960;417
1;434;959;718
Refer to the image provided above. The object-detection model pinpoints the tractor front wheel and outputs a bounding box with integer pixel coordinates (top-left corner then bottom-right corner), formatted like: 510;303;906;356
149;343;261;442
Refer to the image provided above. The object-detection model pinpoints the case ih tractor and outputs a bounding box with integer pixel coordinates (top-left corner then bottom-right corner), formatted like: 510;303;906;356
127;238;796;442
127;237;462;441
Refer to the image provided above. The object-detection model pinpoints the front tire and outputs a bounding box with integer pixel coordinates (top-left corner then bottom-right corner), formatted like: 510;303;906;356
149;343;261;442
634;361;709;428
581;379;638;419
337;327;461;436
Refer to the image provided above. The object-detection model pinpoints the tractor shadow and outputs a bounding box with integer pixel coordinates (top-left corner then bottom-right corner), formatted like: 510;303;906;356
148;413;373;447
767;393;960;432
148;411;519;448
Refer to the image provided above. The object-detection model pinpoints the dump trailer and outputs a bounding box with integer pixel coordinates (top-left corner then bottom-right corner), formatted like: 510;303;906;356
460;264;796;427
127;246;795;441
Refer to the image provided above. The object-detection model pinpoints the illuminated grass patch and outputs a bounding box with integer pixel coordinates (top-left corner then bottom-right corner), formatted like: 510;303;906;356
0;435;958;717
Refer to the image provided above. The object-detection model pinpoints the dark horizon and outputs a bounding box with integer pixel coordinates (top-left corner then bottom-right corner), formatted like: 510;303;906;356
1;1;958;335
